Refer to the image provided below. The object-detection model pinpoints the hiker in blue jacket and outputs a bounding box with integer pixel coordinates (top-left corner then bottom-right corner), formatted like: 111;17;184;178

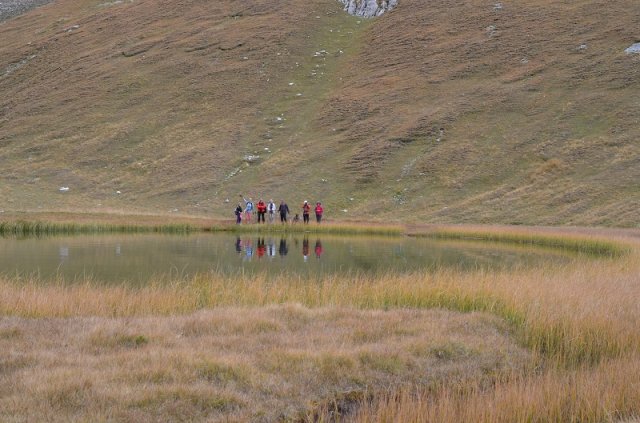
241;195;254;223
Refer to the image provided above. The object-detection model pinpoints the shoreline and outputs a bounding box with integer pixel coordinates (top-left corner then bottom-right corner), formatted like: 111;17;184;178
0;211;633;256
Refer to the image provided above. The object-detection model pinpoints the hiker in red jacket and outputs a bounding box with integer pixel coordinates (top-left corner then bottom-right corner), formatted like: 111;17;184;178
302;201;311;224
256;199;267;223
315;202;324;223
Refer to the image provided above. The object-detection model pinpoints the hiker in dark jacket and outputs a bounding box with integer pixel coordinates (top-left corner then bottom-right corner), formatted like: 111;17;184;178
278;200;290;223
234;204;243;224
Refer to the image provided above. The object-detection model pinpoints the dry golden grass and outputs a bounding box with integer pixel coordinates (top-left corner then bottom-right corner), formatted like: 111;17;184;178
0;307;528;422
2;255;637;362
353;357;640;422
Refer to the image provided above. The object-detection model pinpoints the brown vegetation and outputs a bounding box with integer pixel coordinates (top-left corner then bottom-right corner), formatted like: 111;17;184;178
0;307;529;422
1;0;639;224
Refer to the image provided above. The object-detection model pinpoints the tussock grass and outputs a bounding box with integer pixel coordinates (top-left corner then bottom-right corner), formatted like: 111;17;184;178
0;308;521;421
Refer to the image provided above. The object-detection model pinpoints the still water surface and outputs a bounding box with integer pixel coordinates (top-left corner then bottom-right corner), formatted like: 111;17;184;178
0;233;573;284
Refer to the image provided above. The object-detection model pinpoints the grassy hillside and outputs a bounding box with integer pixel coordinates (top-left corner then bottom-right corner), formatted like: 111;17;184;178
1;0;639;225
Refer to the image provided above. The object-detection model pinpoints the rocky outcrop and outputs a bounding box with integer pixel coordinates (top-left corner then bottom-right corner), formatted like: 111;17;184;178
625;43;640;54
0;0;54;22
338;0;397;18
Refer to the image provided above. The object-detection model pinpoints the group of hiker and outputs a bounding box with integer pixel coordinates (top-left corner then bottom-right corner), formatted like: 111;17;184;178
234;196;324;225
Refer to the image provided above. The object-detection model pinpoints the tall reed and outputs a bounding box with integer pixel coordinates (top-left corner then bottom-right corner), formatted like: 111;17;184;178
353;356;640;423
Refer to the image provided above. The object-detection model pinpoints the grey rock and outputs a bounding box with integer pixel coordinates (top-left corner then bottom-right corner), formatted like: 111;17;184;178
625;43;640;54
244;154;260;163
337;0;397;18
0;0;53;22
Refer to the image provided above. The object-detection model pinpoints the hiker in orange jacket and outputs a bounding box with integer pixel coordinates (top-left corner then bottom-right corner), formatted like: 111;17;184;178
302;201;311;224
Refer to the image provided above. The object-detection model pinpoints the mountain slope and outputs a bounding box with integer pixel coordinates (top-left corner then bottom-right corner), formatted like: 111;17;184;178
1;0;639;225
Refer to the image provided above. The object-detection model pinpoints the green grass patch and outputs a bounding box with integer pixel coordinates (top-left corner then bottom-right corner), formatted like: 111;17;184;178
358;352;405;373
209;222;404;236
130;387;243;413
0;327;22;339
88;331;149;350
429;342;476;361
0;220;197;237
416;228;630;257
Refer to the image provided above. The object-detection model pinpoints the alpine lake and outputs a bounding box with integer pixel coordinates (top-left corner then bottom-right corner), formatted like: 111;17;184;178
0;232;577;284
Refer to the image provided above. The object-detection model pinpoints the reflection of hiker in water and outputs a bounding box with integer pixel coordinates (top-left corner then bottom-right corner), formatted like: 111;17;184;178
244;238;253;260
235;237;242;254
302;237;309;262
267;238;276;257
257;238;266;258
315;239;323;259
278;238;289;256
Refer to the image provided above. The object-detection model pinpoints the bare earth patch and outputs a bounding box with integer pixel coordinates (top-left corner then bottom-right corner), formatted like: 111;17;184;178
0;306;528;421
